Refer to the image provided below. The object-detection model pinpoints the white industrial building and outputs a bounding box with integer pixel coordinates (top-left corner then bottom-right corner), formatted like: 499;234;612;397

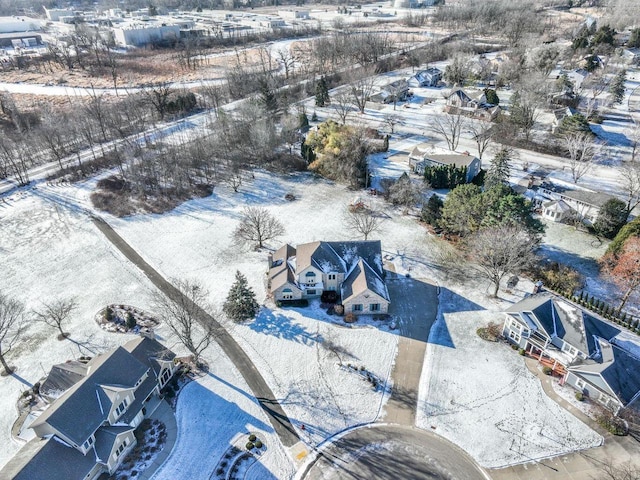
112;24;181;46
0;16;43;34
278;10;310;20
43;7;75;22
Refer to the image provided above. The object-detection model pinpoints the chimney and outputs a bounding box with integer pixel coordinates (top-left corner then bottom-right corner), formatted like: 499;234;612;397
268;253;273;268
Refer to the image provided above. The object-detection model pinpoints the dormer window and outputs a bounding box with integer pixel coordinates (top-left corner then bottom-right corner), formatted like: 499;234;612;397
305;272;316;278
115;398;129;417
82;437;94;450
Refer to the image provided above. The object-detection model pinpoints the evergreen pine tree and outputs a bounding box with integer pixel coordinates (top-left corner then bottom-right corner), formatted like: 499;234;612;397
223;271;260;323
609;70;627;105
315;77;330;107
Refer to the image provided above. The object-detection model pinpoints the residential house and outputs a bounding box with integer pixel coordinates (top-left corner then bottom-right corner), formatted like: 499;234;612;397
551;106;579;133
622;47;640;65
0;337;179;480
502;293;640;414
444;86;500;121
407;67;442;88
538;182;618;225
267;241;390;315
408;143;482;183
369;79;410;104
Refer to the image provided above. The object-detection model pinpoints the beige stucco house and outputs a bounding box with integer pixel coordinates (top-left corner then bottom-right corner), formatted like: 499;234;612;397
268;241;390;315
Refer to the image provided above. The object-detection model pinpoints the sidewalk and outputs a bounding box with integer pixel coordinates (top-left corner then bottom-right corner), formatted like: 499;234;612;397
138;399;178;480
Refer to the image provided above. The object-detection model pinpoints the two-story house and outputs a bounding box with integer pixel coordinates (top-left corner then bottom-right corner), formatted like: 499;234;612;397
0;337;179;480
407;67;442;88
267;241;390;315
503;293;640;414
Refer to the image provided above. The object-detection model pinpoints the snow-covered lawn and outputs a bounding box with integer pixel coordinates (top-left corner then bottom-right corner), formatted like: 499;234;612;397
417;288;603;468
152;350;294;480
0;193;162;469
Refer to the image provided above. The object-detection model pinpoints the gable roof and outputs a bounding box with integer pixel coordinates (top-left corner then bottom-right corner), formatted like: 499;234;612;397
94;425;135;463
40;360;89;400
123;336;176;375
268;243;298;292
571;343;640;405
341;258;390;304
1;436;97;480
446;86;472;102
295;241;384;277
32;347;149;447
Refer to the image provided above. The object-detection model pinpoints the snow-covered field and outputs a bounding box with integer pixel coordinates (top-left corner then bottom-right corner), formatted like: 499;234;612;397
417;287;603;468
152;351;294;480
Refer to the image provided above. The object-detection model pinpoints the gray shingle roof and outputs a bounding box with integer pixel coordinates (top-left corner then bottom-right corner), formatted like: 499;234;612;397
32;347;149;447
123;336;176;376
40;361;89;400
1;437;97;480
94;426;134;463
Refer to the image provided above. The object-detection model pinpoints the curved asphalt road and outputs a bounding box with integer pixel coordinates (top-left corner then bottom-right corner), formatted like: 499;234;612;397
304;424;486;480
91;215;300;448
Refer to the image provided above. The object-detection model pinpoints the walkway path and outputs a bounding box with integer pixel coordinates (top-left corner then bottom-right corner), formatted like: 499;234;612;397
90;215;300;448
138;400;178;480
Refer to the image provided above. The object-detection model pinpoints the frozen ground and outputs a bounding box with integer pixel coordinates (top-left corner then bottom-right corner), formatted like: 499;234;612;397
417;287;603;468
152;349;294;480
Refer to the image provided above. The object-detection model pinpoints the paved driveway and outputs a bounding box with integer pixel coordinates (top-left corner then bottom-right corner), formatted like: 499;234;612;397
304;424;487;480
384;275;438;425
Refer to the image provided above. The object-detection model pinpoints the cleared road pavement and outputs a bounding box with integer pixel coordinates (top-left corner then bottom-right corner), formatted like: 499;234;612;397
303;424;487;480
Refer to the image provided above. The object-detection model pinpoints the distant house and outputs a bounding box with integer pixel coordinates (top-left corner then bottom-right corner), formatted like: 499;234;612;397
408;144;482;183
551;106;579;133
267;241;390;315
443;86;500;121
0;337;179;480
622;47;640;65
538;182;618;225
407;67;442;88
503;293;640;414
369;79;410;104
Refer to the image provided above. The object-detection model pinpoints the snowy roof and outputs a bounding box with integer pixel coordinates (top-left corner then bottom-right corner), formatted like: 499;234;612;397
295;241;384;277
341;258;390;304
268;244;298;292
409;144;479;168
560;189;615;209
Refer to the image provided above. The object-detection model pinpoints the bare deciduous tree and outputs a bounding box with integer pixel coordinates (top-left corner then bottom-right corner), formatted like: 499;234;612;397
343;207;385;240
332;91;352;125
152;279;217;364
468;121;494;159
349;74;376;114
0;293;29;375
467;226;538;297
383;113;401;134
431;113;465;151
34;298;78;340
591;458;640;480
620;160;640;216
233;206;285;249
564;132;599;183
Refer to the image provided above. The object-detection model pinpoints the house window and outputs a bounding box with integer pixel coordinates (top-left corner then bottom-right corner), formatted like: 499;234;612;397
370;304;380;312
509;330;520;343
306;290;316;296
575;378;586;390
161;369;171;385
115;398;129;417
112;438;130;462
282;288;293;300
82;437;94;450
305;271;316;278
328;274;336;280
352;304;363;312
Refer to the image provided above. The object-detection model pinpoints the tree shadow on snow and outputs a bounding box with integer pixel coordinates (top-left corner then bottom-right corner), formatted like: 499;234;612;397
250;308;323;345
